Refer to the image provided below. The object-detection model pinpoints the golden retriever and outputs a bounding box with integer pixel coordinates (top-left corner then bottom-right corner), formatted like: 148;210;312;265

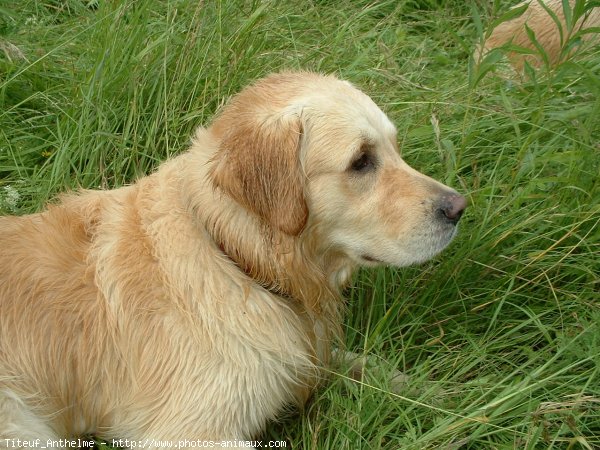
478;0;600;71
0;72;466;447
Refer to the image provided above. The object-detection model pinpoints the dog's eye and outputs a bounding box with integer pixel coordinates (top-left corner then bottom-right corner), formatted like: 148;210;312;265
350;152;375;173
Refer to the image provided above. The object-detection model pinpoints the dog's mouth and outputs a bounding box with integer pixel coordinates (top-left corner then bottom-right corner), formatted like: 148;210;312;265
357;224;459;268
361;254;384;264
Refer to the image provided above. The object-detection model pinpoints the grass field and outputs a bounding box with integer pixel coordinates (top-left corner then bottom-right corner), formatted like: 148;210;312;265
1;0;599;448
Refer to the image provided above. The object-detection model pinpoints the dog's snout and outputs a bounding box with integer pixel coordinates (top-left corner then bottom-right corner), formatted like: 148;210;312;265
437;193;467;225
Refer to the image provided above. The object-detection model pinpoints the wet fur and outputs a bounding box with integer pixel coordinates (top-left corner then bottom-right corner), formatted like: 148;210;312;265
0;72;461;446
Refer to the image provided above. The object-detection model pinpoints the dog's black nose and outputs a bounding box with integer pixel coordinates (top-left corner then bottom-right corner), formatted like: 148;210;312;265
438;193;467;225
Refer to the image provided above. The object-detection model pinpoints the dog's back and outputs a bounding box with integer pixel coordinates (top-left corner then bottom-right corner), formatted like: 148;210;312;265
0;192;108;435
480;0;600;70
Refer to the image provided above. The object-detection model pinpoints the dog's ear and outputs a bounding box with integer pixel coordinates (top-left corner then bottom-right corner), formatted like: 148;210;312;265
209;109;308;236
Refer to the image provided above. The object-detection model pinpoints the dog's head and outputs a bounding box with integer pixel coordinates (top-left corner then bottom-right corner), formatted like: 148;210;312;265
209;72;466;268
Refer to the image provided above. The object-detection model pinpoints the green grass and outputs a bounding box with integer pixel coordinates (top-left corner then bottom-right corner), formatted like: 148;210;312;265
1;0;599;448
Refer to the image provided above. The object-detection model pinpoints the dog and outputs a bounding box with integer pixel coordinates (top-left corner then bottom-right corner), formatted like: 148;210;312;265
0;71;466;447
477;0;600;71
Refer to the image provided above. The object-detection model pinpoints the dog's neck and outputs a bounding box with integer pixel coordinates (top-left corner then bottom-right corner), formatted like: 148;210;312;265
177;146;355;340
214;236;296;302
202;195;347;313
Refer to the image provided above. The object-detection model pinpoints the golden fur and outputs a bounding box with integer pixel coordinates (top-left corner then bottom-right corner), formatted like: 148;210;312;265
478;0;600;70
0;72;465;446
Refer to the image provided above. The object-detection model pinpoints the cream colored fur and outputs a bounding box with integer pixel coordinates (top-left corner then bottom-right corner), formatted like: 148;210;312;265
0;72;464;447
478;0;600;70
